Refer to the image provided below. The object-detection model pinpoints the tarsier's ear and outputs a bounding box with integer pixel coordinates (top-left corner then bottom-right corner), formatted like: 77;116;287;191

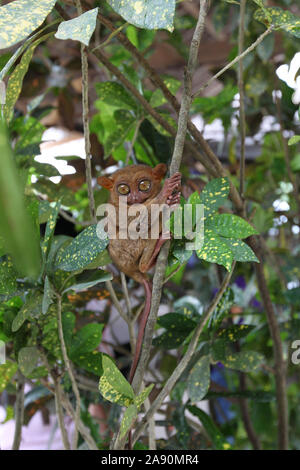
152;163;167;181
97;176;114;190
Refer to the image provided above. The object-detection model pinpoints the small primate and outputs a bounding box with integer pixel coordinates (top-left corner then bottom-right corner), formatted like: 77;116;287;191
98;164;181;384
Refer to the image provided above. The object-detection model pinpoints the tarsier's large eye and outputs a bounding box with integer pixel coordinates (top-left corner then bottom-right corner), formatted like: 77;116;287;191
117;183;130;195
138;179;151;192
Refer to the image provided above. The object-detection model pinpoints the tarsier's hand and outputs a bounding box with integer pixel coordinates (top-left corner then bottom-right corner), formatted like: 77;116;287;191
163;172;181;207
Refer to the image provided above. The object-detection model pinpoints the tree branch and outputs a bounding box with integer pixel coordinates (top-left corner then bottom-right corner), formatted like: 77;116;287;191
238;0;246;202
193;26;274;97
248;236;288;449
12;370;25;450
132;263;235;445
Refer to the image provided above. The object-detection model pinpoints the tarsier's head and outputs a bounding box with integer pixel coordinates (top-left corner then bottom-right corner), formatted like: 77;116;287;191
97;163;167;206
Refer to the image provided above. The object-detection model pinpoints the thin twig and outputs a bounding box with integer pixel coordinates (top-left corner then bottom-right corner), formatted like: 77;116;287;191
248;236;288;450
192;26;274;97
40;349;71;450
75;0;96;224
56;292;81;449
238;0;246;202
91;22;128;52
132;264;235;445
12;370;25;450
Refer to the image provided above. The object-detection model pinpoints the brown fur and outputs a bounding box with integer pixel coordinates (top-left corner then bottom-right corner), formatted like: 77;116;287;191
98;164;181;384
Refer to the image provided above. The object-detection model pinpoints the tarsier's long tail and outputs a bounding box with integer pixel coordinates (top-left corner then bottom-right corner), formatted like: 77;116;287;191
127;278;152;450
129;278;152;384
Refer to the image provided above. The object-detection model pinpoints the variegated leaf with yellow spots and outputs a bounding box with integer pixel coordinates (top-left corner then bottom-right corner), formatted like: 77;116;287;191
187;355;210;404
56;224;108;272
199;177;230;219
254;6;300;38
196;228;233;271
0;362;18;393
55;8;99;46
99;354;135;407
0;0;57;49
108;0;176;32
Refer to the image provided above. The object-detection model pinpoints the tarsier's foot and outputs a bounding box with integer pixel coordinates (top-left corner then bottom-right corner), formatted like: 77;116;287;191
163;172;181;207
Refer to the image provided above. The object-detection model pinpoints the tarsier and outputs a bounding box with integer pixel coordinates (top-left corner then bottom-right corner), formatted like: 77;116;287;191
98;164;181;384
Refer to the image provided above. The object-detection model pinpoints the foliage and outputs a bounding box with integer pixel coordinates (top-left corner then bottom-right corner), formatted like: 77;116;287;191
0;0;299;452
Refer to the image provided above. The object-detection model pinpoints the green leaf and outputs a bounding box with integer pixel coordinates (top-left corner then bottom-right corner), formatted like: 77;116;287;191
95;81;137;111
70;323;104;357
75;351;103;376
62;271;112;294
56;224;108;272
0;405;14;423
254;7;300;38
207;213;258;238
288;135;300;146
12;292;43;332
0;121;41;278
188;406;230;450
55;8;99;46
108;0;176;32
0;0;57;49
196;228;233;271
291;153;300;172
149;76;181;107
200;177;230;218
217;324;255;342
104;110;136;157
0;257;17;296
18;346;39;376
99;354;134;407
42;201;61;261
135;384;154;410
222;238;259;263
187;355;210;403
3;33;53;123
42;276;55;315
85;249;111;269
215;350;264;372
157;312;196;332
120;404;138;438
0;362;18;393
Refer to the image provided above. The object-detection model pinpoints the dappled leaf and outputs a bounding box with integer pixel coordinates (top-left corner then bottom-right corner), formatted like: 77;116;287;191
99;354;134;406
188;406;230;450
120;404;137;438
187;355;210;403
108;0;176;32
55;8;98;46
70;323;104;357
197;228;233;271
207;213;258;238
200;177;230;218
0;0;57;49
0;362;18;393
95;81;138;111
18;346;39;376
56;224;108;272
135;384;154;410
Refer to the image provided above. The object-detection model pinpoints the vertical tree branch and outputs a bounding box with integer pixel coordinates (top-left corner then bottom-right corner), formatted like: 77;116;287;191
238;0;246;201
75;0;96;223
40;349;71;450
112;0;209;450
56;293;81;449
132;264;235;445
133;0;209;394
12;370;25;450
248;236;289;450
